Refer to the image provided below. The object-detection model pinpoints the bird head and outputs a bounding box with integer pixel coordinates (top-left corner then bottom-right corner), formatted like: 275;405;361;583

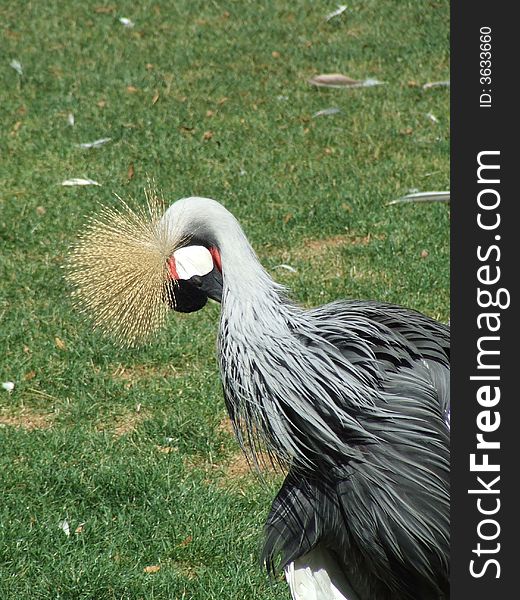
164;244;223;312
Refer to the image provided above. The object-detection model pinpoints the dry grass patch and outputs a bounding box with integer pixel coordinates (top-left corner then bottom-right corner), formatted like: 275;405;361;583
267;233;387;283
292;232;386;260
96;407;150;437
112;413;147;437
143;560;200;580
304;233;383;253
184;449;280;494
111;363;185;385
217;415;235;437
218;417;277;474
109;363;189;391
212;417;282;488
223;450;279;480
182;417;280;491
0;408;55;431
171;560;200;580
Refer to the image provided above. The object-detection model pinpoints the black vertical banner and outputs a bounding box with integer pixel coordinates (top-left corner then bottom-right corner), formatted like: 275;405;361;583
451;3;516;599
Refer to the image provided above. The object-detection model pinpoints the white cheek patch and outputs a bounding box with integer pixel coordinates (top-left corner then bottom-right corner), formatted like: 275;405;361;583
173;245;214;280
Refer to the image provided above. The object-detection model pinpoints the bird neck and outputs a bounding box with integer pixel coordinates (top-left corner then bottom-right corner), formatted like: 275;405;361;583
220;245;286;305
191;200;288;309
215;225;295;341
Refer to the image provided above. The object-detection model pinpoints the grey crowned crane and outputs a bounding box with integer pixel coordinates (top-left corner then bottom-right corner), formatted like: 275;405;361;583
68;195;450;600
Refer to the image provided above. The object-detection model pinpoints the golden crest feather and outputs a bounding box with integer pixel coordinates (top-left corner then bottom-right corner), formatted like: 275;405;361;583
65;184;183;346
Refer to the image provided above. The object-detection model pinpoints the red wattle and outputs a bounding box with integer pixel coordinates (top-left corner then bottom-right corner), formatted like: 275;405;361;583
167;257;179;280
209;247;222;272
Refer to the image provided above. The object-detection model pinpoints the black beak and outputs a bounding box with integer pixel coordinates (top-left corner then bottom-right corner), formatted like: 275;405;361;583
165;265;223;313
190;265;223;303
165;279;208;313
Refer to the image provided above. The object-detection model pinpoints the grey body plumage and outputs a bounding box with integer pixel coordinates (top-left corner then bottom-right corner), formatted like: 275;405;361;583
162;197;450;599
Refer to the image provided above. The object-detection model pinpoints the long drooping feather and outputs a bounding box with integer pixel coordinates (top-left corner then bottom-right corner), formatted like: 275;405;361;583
221;292;450;599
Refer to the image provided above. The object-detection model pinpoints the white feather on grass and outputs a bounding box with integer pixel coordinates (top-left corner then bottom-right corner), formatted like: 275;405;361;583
58;519;71;537
308;74;384;89
77;138;112;149
312;107;342;118
119;17;135;28
387;191;450;206
423;80;450;89
325;5;348;21
9;59;23;75
62;178;101;187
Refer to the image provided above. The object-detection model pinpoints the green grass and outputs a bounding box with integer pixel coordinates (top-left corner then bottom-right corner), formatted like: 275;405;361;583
1;1;449;598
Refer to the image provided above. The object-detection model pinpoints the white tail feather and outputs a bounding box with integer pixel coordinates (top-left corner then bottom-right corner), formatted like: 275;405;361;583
285;548;360;600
